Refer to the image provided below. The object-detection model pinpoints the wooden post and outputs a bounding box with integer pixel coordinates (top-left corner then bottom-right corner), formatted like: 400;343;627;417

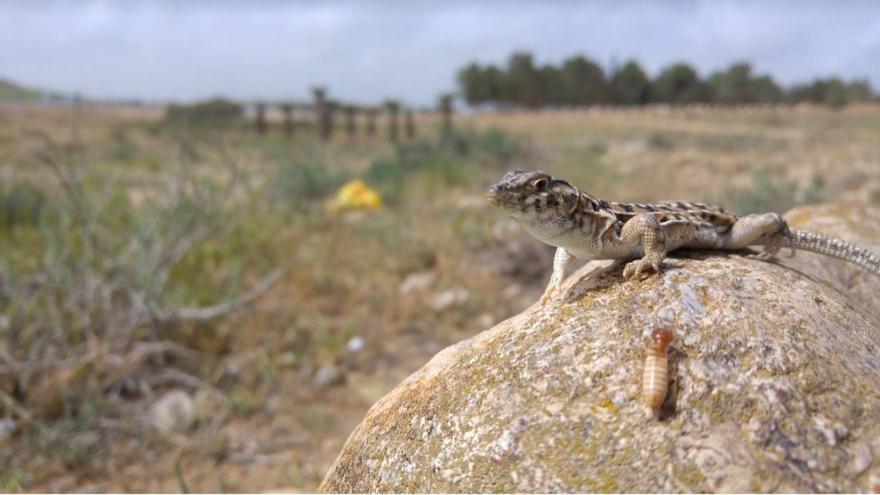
365;108;378;138
384;100;400;143
324;101;337;141
313;87;331;141
254;102;267;135
281;103;294;138
439;94;453;133
344;105;357;141
404;109;416;139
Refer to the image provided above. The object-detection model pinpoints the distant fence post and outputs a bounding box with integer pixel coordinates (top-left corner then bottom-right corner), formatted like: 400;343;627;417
281;103;295;138
324;101;337;141
439;94;454;133
344;105;357;141
385;100;400;143
404;109;416;139
255;102;267;135
313;87;332;141
365;108;378;138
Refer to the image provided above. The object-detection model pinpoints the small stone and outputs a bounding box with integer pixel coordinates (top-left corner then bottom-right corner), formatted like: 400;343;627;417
427;288;470;312
347;336;365;353
399;272;435;295
150;390;196;434
278;352;297;367
313;364;344;388
849;442;873;475
0;418;16;442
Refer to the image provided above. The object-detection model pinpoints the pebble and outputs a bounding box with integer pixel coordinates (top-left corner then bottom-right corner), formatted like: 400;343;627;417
313;364;345;388
399;272;435;295
0;418;16;442
150;390;196;434
428;288;471;312
347;336;365;353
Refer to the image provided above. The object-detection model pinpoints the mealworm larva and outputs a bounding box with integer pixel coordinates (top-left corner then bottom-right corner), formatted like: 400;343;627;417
642;327;673;417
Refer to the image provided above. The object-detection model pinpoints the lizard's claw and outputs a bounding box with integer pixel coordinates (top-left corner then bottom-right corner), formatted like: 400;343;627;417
539;289;557;305
623;256;663;280
749;233;785;260
539;276;564;305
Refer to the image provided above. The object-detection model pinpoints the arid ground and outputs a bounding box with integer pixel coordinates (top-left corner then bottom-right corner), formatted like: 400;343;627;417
1;102;879;492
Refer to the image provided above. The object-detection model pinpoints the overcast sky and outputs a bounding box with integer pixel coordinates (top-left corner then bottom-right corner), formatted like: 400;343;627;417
1;0;879;105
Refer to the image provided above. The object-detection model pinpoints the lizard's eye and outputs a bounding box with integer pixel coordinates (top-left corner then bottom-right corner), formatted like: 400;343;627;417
533;178;548;191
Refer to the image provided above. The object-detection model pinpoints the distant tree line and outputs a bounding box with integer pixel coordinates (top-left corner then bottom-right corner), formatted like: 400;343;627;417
458;52;876;108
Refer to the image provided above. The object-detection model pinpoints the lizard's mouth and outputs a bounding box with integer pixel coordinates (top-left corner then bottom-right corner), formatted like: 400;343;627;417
486;187;501;206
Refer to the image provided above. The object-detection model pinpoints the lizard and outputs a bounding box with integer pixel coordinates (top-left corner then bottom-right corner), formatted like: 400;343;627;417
487;169;880;301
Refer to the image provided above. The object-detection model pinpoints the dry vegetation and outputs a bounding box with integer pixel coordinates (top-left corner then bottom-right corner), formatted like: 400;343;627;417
1;101;879;492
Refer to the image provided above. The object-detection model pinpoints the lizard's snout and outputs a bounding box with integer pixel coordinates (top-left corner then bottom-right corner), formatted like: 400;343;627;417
486;184;501;206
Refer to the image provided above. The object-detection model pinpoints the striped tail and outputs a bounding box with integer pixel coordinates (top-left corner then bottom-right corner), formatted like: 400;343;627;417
779;228;880;276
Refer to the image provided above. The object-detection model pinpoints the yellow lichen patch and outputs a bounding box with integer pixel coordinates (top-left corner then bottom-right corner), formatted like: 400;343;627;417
597;398;617;414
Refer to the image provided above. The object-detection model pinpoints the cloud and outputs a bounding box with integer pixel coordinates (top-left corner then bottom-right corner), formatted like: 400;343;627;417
1;0;878;104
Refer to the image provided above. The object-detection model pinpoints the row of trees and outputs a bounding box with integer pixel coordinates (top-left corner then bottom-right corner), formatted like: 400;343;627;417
458;53;876;108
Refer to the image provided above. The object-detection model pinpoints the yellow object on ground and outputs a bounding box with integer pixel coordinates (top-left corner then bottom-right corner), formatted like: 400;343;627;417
327;179;383;213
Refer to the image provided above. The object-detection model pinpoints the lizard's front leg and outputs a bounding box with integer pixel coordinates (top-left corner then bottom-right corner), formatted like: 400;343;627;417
616;213;667;279
540;247;574;304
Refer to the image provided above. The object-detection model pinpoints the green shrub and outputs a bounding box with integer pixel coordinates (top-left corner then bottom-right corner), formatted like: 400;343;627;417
271;160;347;206
647;133;675;150
364;127;522;202
162;98;243;127
724;170;825;214
474;127;521;164
0;181;46;229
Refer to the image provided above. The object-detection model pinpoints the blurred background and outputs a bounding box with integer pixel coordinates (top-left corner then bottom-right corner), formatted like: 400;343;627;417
1;1;879;492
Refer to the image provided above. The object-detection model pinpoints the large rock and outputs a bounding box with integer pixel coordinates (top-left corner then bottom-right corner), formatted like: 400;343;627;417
321;204;880;493
782;202;880;310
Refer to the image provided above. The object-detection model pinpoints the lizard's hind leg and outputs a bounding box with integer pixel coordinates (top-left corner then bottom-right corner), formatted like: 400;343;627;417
720;213;789;258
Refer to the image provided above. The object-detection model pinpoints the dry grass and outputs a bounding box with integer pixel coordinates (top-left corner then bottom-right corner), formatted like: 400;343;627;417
1;101;879;492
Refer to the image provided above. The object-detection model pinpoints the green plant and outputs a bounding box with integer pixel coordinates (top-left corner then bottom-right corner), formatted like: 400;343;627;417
647;133;675;150
363;127;522;202
271;159;347;206
1;138;284;436
0;181;46;229
474;127;521;164
723;170;825;214
163;98;244;127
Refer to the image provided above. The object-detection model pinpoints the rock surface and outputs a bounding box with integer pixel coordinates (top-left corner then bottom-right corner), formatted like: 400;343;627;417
321;203;880;493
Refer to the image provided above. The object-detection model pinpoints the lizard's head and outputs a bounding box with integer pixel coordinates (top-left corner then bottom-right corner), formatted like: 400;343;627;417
487;169;579;221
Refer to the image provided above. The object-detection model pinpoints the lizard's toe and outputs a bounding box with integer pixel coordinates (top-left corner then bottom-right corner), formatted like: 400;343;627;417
623;259;656;280
651;258;662;273
622;262;635;279
539;289;557;305
751;234;784;261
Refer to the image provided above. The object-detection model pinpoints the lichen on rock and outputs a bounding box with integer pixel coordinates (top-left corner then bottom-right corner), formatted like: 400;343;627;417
321;203;880;493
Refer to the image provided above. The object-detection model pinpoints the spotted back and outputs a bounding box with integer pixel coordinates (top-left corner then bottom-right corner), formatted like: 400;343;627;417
607;200;738;232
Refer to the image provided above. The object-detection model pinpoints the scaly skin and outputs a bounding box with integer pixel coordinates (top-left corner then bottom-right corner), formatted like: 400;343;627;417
487;170;880;302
